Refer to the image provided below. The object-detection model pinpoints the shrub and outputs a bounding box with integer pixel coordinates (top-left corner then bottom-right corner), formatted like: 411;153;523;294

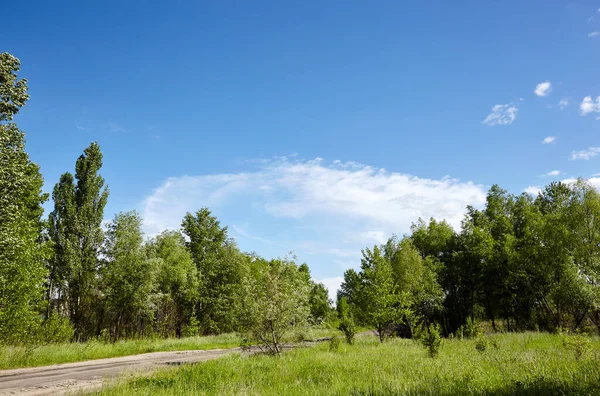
329;336;341;352
475;338;487;352
563;334;592;360
421;324;442;358
181;310;200;338
337;297;356;345
31;315;74;345
458;317;482;339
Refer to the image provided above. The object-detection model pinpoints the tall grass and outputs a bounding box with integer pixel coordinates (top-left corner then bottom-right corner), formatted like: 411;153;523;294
94;332;600;395
0;333;240;369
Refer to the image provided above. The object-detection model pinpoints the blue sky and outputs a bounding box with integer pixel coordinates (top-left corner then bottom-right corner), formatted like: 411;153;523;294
4;1;600;297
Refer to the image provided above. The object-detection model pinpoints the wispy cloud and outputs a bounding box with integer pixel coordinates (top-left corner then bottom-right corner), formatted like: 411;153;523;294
571;146;600;160
108;123;130;133
580;96;600;115
542;136;557;144
558;98;569;110
231;224;272;244
75;124;87;131
482;104;518;126
589;31;599;37
534;81;552;97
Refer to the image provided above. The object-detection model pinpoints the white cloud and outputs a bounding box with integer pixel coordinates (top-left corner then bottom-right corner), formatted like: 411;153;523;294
580;96;600;115
482;104;518;126
589;31;600;37
534;81;552;97
316;276;344;302
141;158;487;280
142;158;486;235
524;186;542;195
542;136;557;144
546;170;561;176
558;98;569;110
571;147;600;160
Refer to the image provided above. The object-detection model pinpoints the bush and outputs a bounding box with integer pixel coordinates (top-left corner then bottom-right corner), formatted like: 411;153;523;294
475;338;487;352
421;324;442;358
337;297;356;345
458;317;482;339
329;336;341;352
33;315;74;345
181;311;200;338
562;333;592;360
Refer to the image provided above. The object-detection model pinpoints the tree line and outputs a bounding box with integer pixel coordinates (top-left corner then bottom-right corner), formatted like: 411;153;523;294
339;182;600;340
0;53;331;345
2;52;599;347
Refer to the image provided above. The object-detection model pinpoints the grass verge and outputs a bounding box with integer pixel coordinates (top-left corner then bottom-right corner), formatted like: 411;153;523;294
0;333;240;370
93;332;600;395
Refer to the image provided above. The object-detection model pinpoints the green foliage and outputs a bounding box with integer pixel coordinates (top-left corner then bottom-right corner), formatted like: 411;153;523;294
0;53;29;121
0;54;48;345
146;230;198;337
458;317;482;339
236;257;310;355
182;208;244;334
309;282;333;324
48;141;109;340
421;323;442;357
328;336;341;352
475;337;487;352
102;211;155;340
337;297;356;345
562;332;593;360
355;246;406;342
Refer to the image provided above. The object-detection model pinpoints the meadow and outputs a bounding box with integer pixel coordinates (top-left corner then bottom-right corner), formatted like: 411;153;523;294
92;332;600;396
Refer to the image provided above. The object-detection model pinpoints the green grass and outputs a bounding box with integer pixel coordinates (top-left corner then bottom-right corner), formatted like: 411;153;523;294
0;333;240;370
93;332;600;396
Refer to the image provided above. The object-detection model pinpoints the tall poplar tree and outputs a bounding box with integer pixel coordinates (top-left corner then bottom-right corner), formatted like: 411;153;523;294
0;53;49;344
49;142;109;339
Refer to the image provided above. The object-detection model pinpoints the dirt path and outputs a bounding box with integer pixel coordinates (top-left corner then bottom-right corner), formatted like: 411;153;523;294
0;347;239;396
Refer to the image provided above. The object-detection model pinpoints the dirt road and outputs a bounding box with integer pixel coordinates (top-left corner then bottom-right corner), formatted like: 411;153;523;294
0;347;238;396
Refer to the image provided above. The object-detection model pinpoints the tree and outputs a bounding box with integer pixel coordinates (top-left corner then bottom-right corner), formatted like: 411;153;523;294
48;142;109;339
102;211;155;340
236;256;310;355
385;236;443;334
182;208;245;334
356;246;405;342
146;230;198;337
0;53;49;344
0;53;29;122
309;282;332;324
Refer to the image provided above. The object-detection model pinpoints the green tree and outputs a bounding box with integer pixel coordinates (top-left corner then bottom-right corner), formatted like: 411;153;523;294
102;211;155;340
0;53;29;122
49;142;109;339
309;282;332;324
385;236;443;334
182;208;245;334
236;256;310;355
146;230;198;337
0;54;48;343
356;246;405;342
